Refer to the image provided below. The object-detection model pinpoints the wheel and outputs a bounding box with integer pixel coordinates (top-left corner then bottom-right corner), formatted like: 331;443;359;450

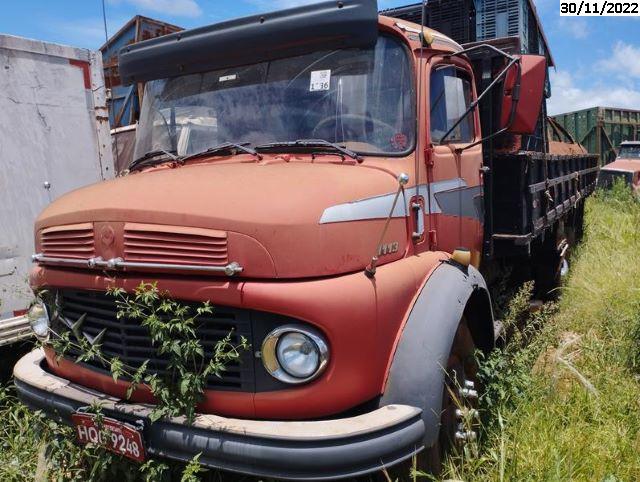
533;222;573;299
383;319;479;479
421;318;479;475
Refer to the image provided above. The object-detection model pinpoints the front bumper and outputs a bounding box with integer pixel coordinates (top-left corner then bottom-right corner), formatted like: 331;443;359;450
14;349;425;480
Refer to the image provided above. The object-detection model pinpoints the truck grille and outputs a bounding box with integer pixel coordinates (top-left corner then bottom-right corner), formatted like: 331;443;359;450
40;223;95;259
56;289;255;391
123;223;228;267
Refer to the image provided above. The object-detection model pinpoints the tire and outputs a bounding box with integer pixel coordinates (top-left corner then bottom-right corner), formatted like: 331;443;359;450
421;318;479;475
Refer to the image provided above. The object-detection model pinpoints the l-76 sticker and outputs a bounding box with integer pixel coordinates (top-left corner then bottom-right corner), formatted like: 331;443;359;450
310;70;331;92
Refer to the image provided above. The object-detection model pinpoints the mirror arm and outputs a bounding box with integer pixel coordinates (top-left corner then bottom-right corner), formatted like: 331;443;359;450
445;43;516;62
458;61;522;152
439;56;520;145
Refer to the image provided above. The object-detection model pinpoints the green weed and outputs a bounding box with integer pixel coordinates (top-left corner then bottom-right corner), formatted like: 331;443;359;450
440;186;640;481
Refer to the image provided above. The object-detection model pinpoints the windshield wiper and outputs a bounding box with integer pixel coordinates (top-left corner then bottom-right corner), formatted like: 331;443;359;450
129;149;179;172
255;139;362;162
182;142;261;162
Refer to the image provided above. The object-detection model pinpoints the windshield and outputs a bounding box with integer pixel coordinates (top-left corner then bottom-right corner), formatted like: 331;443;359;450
618;145;640;159
133;35;415;161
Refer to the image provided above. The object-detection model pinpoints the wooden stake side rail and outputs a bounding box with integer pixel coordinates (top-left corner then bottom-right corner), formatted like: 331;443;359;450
489;152;599;254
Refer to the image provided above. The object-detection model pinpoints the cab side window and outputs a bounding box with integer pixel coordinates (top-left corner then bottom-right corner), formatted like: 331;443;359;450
430;66;474;144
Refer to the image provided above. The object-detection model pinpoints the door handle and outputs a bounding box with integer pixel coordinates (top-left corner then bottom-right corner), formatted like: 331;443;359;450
410;196;425;242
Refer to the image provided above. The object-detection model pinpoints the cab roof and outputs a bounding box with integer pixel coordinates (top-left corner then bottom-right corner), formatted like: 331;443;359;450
604;159;640;174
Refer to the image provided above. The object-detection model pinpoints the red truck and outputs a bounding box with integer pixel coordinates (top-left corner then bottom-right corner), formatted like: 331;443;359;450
598;141;640;193
14;1;598;478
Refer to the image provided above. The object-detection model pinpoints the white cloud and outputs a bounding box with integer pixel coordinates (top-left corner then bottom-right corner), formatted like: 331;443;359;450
557;17;589;39
547;69;640;115
110;0;202;18
597;41;640;78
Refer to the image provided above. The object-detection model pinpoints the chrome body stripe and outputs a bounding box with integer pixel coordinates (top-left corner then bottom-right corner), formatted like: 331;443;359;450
435;185;484;220
319;178;483;224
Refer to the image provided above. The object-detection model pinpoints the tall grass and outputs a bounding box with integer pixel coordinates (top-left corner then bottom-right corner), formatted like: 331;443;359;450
442;184;640;481
0;386;44;480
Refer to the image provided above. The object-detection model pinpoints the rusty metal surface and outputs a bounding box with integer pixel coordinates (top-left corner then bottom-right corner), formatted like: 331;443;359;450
553;106;640;165
100;16;182;128
547;116;588;155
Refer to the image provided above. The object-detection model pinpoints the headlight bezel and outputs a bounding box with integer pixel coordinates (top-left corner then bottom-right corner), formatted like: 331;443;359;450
27;301;50;341
261;324;329;384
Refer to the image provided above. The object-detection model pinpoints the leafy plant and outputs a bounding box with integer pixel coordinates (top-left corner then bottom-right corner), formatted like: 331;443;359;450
50;282;249;424
35;282;250;480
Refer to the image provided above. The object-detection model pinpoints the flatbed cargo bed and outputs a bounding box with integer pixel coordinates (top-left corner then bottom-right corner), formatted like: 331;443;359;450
488;151;599;256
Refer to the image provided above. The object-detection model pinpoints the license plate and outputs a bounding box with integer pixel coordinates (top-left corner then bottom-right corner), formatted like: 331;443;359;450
71;413;146;463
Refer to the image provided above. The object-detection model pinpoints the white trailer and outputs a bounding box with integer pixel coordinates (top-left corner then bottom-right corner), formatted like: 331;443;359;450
0;34;114;346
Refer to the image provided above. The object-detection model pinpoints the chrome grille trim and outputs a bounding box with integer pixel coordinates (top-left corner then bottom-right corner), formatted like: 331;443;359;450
31;254;243;276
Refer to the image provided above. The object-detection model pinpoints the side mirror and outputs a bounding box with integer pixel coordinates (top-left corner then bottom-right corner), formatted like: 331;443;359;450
500;55;546;134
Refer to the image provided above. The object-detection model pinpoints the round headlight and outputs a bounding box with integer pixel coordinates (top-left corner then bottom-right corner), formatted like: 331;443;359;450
28;302;50;340
261;325;329;384
277;332;320;379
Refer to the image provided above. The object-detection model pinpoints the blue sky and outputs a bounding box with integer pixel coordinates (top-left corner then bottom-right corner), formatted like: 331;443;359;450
1;0;639;114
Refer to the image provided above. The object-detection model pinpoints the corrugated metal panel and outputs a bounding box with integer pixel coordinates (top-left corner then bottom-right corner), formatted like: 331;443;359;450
382;1;477;44
0;35;114;329
476;0;524;46
475;0;553;66
553;107;640;165
100;16;182;128
426;0;476;44
382;1;553;65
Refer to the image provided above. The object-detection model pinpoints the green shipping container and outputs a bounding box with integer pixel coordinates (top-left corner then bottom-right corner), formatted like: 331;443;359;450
552;107;640;165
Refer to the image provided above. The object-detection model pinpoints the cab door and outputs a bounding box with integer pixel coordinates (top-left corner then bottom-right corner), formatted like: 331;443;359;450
425;58;484;264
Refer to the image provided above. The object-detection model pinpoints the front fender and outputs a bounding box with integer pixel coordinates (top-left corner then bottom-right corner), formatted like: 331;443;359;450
379;261;493;447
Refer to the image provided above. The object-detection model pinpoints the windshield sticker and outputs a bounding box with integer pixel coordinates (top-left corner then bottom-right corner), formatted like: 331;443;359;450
219;74;237;82
391;133;408;150
310;70;331;92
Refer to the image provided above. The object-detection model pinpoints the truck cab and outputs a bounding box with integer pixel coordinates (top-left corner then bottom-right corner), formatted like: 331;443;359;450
598;141;640;193
14;1;598;478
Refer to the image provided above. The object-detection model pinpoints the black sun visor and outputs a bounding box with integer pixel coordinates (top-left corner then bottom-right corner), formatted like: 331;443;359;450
119;0;379;85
